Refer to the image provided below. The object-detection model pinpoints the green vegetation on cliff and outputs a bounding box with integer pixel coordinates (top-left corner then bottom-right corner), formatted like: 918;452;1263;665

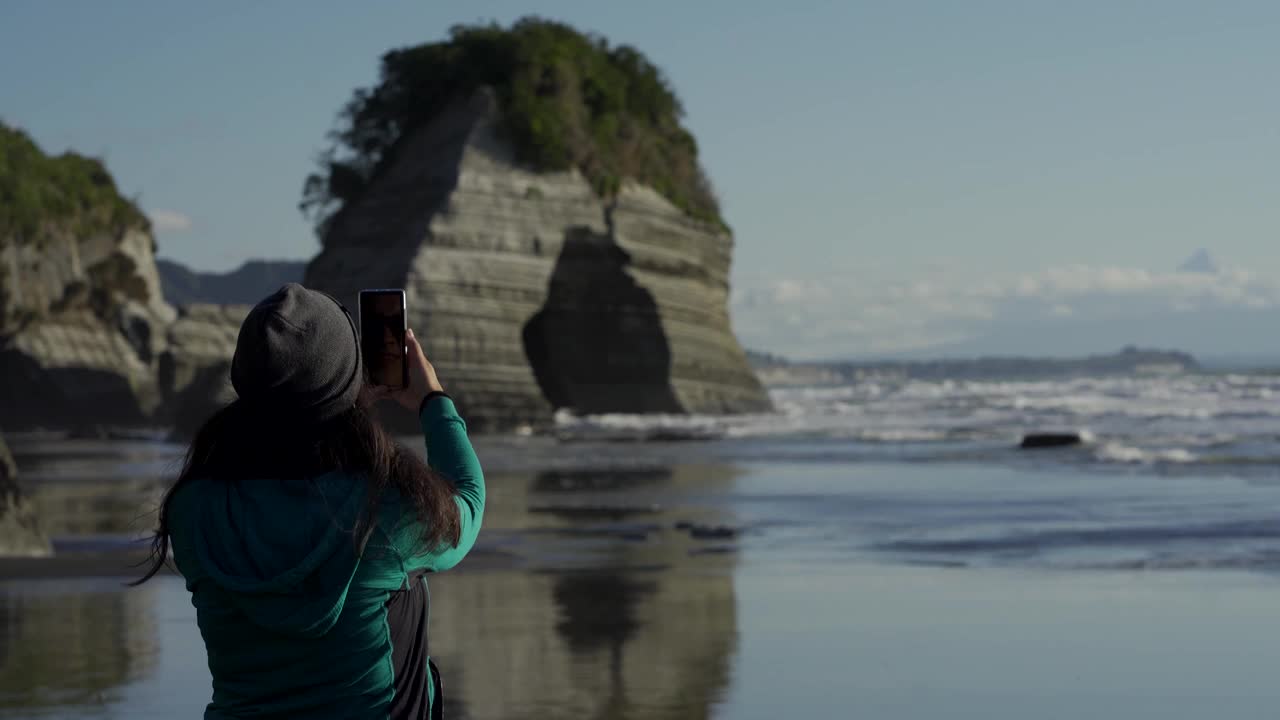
0;123;149;244
302;17;723;234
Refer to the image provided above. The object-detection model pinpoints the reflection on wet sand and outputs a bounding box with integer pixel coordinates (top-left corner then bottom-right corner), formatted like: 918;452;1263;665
430;464;740;720
0;581;159;711
5;437;177;539
484;463;744;564
431;566;736;720
0;437;746;719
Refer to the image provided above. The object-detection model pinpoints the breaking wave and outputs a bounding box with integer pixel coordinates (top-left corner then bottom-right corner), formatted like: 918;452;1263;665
555;372;1280;474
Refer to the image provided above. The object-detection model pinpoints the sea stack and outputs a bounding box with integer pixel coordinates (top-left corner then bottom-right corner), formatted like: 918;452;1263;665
304;20;770;430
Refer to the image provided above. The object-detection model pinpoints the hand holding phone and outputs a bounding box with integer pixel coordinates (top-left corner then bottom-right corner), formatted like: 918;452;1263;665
377;328;446;411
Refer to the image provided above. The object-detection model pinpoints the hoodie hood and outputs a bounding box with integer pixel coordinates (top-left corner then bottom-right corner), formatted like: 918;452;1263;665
172;471;370;638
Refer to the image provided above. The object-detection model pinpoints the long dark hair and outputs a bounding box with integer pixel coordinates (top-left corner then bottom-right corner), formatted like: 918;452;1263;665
132;386;461;585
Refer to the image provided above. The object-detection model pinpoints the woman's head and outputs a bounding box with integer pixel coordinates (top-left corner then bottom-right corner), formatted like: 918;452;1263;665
230;283;363;424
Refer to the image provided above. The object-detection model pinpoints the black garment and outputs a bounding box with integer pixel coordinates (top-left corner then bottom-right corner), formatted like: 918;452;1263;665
387;573;437;719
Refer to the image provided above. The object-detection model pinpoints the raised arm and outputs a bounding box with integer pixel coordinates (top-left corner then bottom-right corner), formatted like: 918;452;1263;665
412;393;484;570
377;329;485;572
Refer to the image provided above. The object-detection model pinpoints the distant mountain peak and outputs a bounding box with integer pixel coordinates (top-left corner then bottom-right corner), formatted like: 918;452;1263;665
1179;249;1217;274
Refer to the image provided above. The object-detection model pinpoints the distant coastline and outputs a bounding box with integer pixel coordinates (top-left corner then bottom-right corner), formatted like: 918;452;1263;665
749;346;1201;386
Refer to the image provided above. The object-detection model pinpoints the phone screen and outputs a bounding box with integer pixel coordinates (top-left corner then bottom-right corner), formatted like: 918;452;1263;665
359;289;407;389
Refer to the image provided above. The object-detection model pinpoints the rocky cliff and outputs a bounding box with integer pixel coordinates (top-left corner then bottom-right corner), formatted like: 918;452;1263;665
156;303;246;436
0;254;175;429
0;127;175;430
305;91;769;430
0;434;52;557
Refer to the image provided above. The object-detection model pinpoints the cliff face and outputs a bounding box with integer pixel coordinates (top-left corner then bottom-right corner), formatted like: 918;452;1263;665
156;303;246;436
305;91;769;430
0;223;175;430
0;126;180;431
0;434;52;557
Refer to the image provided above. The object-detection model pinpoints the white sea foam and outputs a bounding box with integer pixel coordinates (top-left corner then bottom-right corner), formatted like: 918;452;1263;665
847;428;951;443
553;409;729;441
554;373;1280;468
1095;443;1198;465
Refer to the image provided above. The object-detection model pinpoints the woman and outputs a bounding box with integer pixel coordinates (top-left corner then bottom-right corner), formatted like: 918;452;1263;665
135;283;484;720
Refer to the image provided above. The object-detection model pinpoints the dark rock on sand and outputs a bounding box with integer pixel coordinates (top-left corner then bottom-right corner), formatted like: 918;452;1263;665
0;434;53;557
1020;432;1086;449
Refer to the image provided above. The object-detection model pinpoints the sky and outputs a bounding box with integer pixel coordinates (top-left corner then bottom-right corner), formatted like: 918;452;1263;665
4;1;1280;360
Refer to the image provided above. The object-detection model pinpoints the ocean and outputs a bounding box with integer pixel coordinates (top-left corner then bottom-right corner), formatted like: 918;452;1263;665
562;373;1280;473
5;372;1280;718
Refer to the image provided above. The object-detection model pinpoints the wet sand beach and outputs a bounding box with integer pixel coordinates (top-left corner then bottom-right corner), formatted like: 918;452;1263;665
6;435;1280;719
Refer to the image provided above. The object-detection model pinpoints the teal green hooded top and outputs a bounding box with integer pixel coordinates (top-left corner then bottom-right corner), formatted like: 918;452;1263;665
167;396;484;719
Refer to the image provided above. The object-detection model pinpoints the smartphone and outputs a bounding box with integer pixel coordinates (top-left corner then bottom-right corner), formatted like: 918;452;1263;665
358;289;408;389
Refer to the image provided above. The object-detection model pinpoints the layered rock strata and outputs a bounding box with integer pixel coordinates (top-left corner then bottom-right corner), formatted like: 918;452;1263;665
156;303;247;437
306;91;769;431
0;223;175;430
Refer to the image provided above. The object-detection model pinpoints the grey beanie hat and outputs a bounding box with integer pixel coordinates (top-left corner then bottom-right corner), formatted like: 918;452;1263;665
231;283;362;423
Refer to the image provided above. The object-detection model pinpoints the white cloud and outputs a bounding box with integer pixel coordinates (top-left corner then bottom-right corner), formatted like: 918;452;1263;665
148;209;193;233
1004;265;1280;307
733;262;1280;359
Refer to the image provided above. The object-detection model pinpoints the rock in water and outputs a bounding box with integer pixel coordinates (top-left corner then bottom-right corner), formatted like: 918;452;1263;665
1020;432;1085;449
0;434;53;557
306;91;771;431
